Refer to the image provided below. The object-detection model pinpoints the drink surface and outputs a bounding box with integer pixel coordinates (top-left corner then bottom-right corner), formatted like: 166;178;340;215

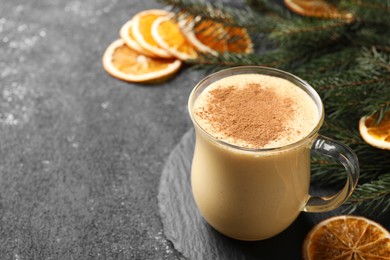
193;74;319;149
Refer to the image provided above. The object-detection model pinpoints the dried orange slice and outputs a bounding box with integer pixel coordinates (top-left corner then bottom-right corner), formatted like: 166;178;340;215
284;0;353;19
120;18;156;57
303;215;390;260
359;110;390;150
151;16;197;60
180;17;228;55
131;9;173;58
102;39;181;83
225;26;253;54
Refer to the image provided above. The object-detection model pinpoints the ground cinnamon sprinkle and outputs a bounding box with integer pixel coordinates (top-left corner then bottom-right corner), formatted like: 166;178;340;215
195;83;295;148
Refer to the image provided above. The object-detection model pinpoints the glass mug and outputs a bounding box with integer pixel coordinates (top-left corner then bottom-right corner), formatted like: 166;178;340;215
188;66;359;241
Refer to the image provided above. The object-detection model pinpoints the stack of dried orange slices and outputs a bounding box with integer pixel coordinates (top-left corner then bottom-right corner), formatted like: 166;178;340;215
102;9;253;84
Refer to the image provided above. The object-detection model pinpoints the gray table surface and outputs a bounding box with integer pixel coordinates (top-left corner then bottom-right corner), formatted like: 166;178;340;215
0;0;198;259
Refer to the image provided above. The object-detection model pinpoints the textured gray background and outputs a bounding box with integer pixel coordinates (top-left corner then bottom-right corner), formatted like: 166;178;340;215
0;0;204;259
1;1;389;260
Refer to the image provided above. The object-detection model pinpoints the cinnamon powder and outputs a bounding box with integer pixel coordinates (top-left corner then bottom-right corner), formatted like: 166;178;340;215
195;83;295;148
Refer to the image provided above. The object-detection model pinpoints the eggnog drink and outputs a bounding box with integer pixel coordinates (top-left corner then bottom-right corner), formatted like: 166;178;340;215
190;73;320;240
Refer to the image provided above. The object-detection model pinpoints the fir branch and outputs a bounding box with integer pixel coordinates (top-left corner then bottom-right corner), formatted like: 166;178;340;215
162;0;390;216
344;173;390;215
159;0;233;21
310;75;388;121
358;47;390;73
293;47;360;75
305;47;390;120
186;48;311;71
315;76;388;92
271;17;355;48
245;0;291;18
340;0;390;24
353;27;390;50
159;0;267;29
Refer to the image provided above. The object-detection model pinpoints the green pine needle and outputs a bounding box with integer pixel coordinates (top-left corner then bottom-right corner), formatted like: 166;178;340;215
344;174;390;215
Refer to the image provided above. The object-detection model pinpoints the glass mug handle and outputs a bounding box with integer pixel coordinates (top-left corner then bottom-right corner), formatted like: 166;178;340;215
304;135;360;212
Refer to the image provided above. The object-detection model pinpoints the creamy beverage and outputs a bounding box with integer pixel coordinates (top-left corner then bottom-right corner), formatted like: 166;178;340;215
188;67;359;241
191;73;319;240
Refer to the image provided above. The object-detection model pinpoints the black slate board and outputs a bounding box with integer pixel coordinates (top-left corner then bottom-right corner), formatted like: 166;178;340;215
158;129;390;260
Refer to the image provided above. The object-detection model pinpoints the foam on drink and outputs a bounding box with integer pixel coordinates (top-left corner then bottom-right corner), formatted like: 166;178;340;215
193;74;319;149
